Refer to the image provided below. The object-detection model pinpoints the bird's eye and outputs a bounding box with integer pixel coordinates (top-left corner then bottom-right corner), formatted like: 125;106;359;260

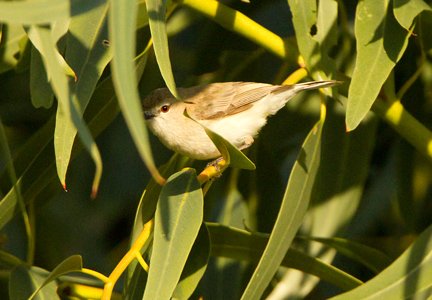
161;105;170;113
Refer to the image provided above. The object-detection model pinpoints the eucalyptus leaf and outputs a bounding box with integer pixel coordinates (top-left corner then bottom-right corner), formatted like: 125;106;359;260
240;119;325;300
330;222;432;299
184;110;255;170
9;265;60;300
287;0;338;81
108;0;164;184
393;0;431;31
28;255;83;300
346;0;410;130
146;0;179;98
143;168;203;300
55;0;111;192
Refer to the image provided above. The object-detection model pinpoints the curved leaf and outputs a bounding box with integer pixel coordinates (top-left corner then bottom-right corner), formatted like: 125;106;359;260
29;255;83;300
108;0;164;184
207;223;362;291
287;0;338;81
184;110;255;170
300;236;393;274
143;168;203;300
240;119;325;300
394;0;431;31
172;222;210;300
330;222;432;299
55;0;112;192
9;265;60;300
346;0;410;130
146;0;179;98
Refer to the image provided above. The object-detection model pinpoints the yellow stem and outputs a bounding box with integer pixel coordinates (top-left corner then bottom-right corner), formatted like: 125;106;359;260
175;0;299;64
282;68;308;85
81;268;110;283
372;99;432;162
197;160;226;185
57;282;122;300
101;219;154;300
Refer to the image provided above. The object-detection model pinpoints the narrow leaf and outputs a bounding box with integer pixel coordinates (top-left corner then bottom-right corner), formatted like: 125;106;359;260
184;111;255;170
172;222;210;300
9;265;60;300
146;0;179;98
108;0;165;184
287;0;338;80
330;222;432;299
240;119;325;300
346;0;410;130
143;168;203;300
55;0;112;193
300;236;393;274
29;255;83;300
207;223;363;291
0;1;104;25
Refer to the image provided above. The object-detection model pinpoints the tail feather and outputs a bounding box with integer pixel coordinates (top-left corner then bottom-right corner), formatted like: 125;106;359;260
292;80;342;92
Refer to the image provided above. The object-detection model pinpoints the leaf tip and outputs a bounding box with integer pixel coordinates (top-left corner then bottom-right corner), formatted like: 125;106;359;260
62;183;67;192
91;186;98;199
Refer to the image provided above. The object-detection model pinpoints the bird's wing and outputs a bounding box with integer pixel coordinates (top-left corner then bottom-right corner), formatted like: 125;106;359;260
184;82;291;120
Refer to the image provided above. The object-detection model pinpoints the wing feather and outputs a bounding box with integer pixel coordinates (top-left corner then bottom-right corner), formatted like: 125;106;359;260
184;82;288;120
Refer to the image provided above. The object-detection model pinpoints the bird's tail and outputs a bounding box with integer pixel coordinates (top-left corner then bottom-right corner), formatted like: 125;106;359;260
292;80;342;93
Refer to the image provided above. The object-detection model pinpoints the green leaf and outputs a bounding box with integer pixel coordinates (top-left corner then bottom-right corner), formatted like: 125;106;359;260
346;0;410;130
300;236;393;274
30;46;54;108
0;47;148;232
125;153;189;290
207;223;363;291
274;104;377;297
240;119;325;300
316;0;338;53
0;250;24;269
143;168;203;300
108;0;164;184
0;23;27;74
0;1;104;25
329;222;432;299
29;255;83;300
203;127;256;170
55;0;112;193
184;110;255;170
172;222;210;300
26;22;104;195
146;0;179;98
9;265;60;300
394;0;432;31
287;0;338;80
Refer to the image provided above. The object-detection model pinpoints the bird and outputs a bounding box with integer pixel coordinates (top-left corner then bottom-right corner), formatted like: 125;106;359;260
142;80;340;160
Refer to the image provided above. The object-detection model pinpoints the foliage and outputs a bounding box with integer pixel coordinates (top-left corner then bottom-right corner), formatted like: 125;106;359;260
1;0;432;299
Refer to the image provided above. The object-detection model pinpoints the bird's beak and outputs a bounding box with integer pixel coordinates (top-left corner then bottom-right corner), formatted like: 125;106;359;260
144;111;156;120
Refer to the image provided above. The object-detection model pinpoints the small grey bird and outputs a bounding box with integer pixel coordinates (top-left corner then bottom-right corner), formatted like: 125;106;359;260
142;81;339;160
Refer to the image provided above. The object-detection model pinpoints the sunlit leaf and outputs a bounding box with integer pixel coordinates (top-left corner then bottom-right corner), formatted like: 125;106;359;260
287;0;338;81
143;168;203;300
240;119;325;300
146;0;179;98
55;0;111;193
346;0;410;130
393;0;431;31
